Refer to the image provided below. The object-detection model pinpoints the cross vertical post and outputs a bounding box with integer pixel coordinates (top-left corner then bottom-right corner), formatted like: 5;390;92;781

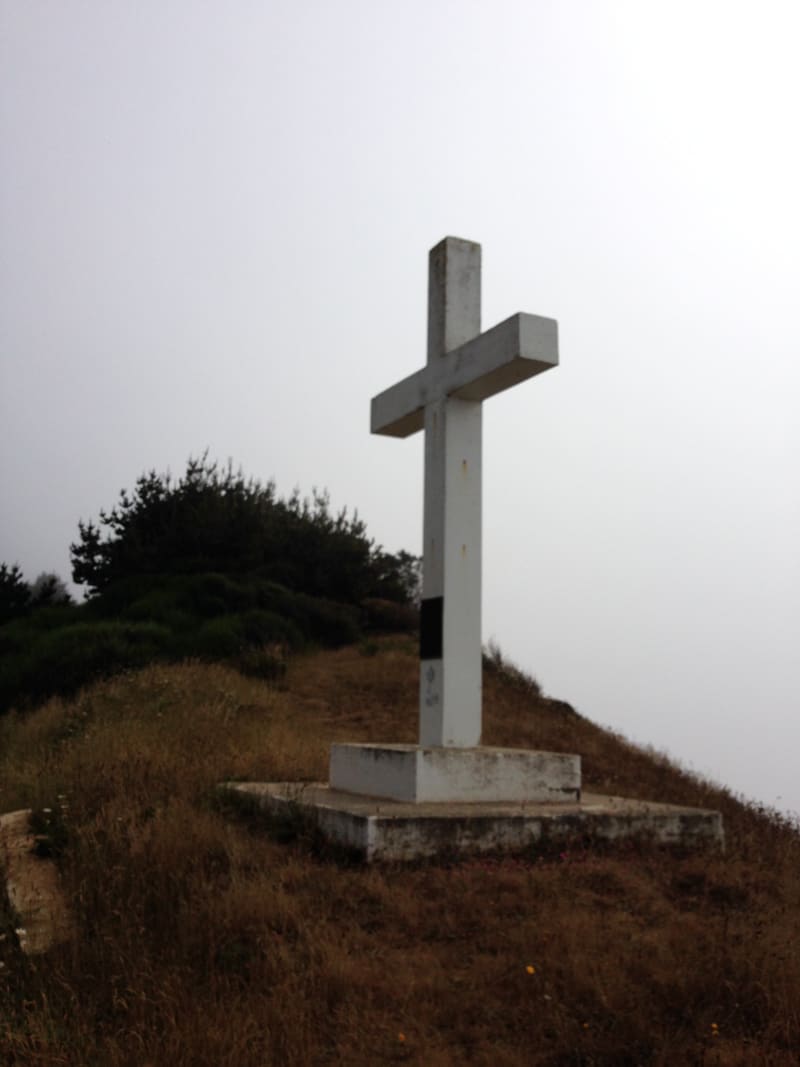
365;234;560;785
419;237;483;746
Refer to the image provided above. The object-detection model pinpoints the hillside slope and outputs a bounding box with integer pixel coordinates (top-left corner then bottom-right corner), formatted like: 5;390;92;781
1;639;799;1066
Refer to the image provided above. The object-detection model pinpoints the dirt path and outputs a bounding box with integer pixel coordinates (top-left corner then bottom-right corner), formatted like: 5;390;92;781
0;809;72;955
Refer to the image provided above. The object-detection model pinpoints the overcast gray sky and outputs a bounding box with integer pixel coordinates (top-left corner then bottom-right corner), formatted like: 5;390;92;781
2;1;798;815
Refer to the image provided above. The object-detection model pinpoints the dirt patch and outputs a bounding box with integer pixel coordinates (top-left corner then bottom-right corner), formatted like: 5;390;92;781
0;809;73;954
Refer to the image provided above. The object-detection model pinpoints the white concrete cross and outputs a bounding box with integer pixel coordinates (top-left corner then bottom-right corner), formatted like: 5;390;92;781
371;237;559;747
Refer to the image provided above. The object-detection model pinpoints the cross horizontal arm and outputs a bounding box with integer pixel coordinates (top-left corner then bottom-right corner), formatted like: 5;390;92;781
371;312;559;438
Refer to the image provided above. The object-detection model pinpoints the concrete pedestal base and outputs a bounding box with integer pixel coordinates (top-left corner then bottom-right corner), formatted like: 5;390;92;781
329;743;581;804
222;782;725;862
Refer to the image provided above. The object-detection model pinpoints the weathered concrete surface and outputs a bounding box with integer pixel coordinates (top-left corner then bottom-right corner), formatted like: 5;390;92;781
0;810;73;955
223;782;725;862
330;743;580;804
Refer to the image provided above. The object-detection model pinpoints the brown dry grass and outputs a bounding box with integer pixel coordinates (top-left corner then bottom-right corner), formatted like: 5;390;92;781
1;638;799;1066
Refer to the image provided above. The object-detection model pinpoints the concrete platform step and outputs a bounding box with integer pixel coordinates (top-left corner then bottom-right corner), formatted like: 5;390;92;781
222;782;725;862
330;742;581;804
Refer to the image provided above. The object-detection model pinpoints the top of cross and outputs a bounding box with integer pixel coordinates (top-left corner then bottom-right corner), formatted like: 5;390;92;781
371;237;558;438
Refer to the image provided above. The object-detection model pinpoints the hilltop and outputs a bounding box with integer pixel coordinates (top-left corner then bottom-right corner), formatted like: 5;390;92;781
1;639;799;1065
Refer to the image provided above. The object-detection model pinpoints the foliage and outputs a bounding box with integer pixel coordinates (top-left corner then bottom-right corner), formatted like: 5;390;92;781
0;458;417;713
0;565;73;625
0;563;30;625
0;620;170;711
365;548;421;606
70;454;418;606
0;572;363;713
28;571;73;608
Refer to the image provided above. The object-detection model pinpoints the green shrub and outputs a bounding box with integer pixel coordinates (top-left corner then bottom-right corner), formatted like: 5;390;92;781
0;578;364;714
122;585;197;633
89;574;162;617
0;563;30;624
0;620;170;711
238;609;303;648
1;456;420;715
19;603;84;631
243;579;357;647
299;596;360;646
70;455;418;607
180;610;305;663
0;606;87;673
179;616;243;661
180;573;256;618
0;618;29;659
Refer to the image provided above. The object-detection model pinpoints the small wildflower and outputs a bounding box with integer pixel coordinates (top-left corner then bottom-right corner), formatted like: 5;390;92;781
526;964;536;975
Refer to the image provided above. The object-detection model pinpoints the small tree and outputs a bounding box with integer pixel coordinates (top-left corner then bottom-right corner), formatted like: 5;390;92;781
70;457;276;594
0;563;30;624
71;454;418;607
28;572;73;608
367;548;421;606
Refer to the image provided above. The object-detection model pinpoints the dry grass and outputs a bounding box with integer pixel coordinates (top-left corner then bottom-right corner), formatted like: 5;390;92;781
1;638;799;1065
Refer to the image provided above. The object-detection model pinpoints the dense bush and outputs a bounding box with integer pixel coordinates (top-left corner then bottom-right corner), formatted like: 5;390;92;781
28;572;72;608
0;564;30;624
0;565;73;626
173;610;303;662
0;620;170;710
71;455;418;607
96;573;361;649
0;571;366;712
1;457;417;714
